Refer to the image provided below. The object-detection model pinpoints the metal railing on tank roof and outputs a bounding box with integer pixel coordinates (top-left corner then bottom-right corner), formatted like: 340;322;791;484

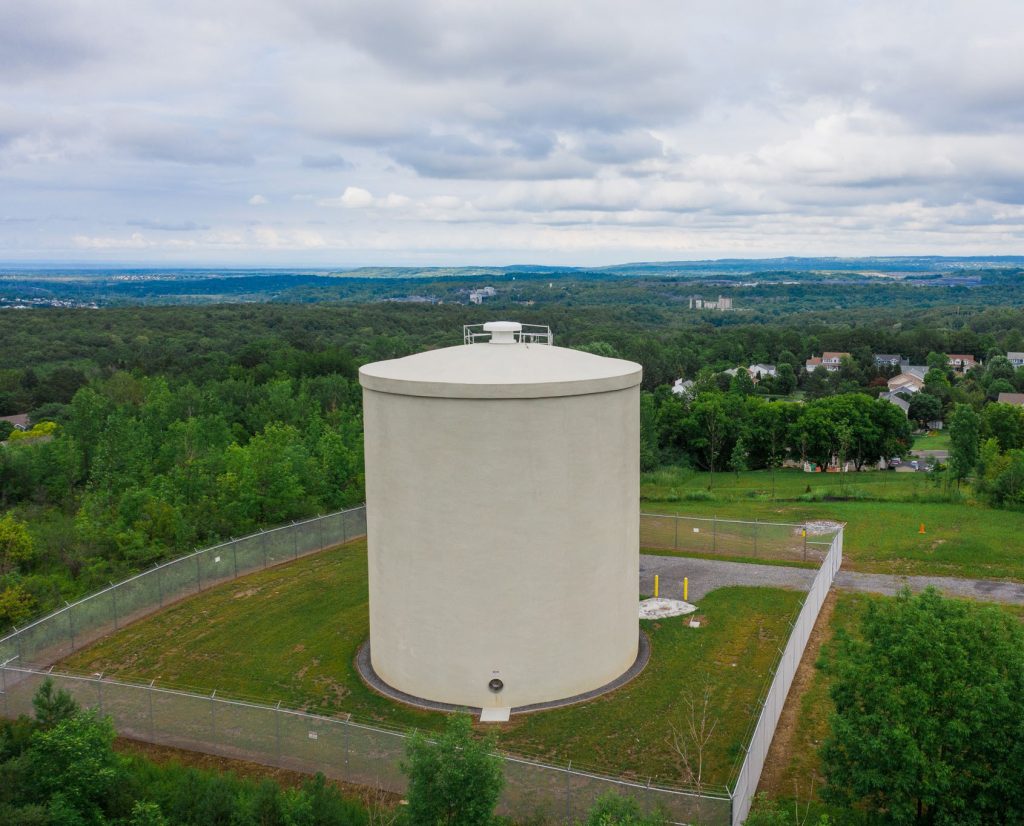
463;323;553;345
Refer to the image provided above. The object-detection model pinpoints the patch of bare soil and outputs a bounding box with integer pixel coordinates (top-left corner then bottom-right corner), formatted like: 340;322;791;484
757;590;837;797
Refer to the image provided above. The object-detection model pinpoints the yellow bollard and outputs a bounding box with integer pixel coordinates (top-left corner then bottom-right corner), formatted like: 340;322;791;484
919;523;926;534
683;577;688;602
654;574;659;598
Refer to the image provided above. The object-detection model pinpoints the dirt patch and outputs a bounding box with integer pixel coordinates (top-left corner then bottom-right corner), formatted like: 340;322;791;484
232;588;260;599
757;590;837;797
799;521;844;537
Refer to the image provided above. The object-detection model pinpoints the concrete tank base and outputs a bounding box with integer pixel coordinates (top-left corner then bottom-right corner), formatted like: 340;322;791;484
355;631;651;716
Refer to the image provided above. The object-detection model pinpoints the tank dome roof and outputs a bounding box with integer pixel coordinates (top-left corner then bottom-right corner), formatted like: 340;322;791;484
359;336;642;399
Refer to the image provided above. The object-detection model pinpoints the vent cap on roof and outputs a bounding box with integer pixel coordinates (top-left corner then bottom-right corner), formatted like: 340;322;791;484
483;321;521;344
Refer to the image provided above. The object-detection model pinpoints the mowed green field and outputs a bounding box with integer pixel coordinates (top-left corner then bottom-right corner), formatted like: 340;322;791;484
64;540;803;788
912;430;951;451
642;469;1024;580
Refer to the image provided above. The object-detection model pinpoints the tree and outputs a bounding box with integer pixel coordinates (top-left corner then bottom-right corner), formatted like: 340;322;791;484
22;710;124;823
982;402;1024;451
729;432;749;479
948;403;981;486
32;677;80;729
0;512;34;575
907;392;942;428
671;682;719;807
773;363;797;396
821;588;1024;825
639;392;661;471
925;351;948;372
686;393;732;490
729;368;756;397
0;582;34;628
584;792;665;825
402;714;504;826
747;401;797;498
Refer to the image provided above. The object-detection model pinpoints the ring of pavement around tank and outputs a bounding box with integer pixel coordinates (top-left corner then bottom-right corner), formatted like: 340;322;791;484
355;630;651;716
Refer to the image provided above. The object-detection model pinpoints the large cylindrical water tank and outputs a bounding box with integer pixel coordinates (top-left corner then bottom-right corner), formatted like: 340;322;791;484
359;322;642;710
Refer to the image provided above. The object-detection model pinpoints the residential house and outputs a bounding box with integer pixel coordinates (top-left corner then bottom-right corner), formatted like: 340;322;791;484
806;352;851;373
1008;352;1024;369
997;392;1024;407
888;366;929;395
874;354;902;367
747;364;776;383
0;413;29;431
671;378;694;397
947;354;977;373
879;392;910;416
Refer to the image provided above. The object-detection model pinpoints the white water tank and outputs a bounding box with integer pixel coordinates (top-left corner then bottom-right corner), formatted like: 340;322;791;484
359;322;641;709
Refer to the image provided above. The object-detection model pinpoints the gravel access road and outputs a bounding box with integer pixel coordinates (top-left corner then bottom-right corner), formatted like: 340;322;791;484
641;553;1024;606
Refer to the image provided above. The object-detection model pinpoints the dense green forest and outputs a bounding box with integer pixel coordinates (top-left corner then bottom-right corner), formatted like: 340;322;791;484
3;293;1024;630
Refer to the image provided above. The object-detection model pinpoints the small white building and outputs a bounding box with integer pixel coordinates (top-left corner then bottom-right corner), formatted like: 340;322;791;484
1007;352;1024;369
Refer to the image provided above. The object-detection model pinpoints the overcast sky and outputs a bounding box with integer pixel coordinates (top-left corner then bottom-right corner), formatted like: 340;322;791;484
3;0;1024;266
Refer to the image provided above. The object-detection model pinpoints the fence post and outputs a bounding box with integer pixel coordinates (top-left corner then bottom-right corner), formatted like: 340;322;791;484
275;701;282;762
111;585;119;631
753;519;759;557
232;543;238;579
195;552;202;593
713;516;717;553
2;664;7;717
67;605;75;651
342;510;348;545
148;680;155;741
674;515;679;550
803;526;807;562
16;632;22;665
319;515;325;552
343;719;350;769
97;677;103;715
565;761;573;824
157;564;164;608
210;691;216;739
293;523;298;559
262;531;268;569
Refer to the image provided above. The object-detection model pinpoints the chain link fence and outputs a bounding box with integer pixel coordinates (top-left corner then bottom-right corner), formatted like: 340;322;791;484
641;512;836;564
0;508;842;825
0;506;367;668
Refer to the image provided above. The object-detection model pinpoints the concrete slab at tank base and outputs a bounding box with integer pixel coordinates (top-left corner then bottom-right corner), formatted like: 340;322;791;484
355;632;650;716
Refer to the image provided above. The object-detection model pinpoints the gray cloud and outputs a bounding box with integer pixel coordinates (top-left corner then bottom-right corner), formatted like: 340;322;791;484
3;1;1024;263
127;219;211;231
301;153;354;169
0;5;96;81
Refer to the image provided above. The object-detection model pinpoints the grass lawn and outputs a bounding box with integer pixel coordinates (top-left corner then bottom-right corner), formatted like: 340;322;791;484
912;430;951;452
63;540;804;789
642;468;1024;581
